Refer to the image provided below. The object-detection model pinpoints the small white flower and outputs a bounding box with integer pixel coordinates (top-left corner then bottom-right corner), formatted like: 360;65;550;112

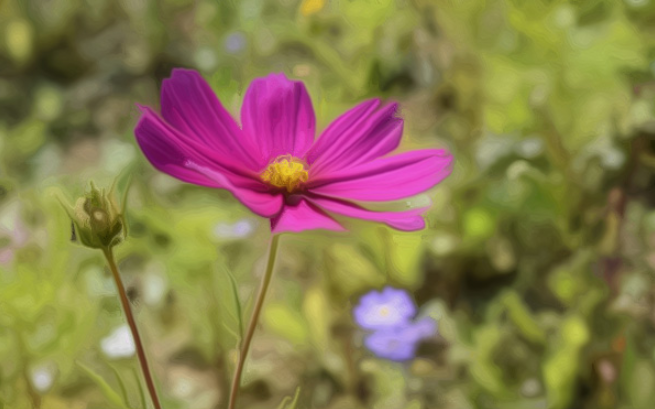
101;325;135;359
30;364;56;392
143;266;167;307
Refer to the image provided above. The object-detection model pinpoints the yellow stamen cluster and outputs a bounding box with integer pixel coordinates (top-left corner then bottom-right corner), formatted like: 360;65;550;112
261;155;309;193
379;306;390;317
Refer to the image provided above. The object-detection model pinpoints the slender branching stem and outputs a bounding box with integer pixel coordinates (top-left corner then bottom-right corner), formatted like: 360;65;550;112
102;247;162;409
228;234;281;409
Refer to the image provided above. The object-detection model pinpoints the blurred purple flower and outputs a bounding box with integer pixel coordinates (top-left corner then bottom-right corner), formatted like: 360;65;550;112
353;287;437;361
363;317;437;361
224;32;247;54
213;219;256;239
353;286;416;330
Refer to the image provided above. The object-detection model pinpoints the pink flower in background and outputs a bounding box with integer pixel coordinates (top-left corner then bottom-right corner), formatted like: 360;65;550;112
135;69;452;233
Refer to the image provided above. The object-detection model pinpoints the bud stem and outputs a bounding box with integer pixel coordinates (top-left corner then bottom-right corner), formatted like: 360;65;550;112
102;247;162;409
227;234;281;409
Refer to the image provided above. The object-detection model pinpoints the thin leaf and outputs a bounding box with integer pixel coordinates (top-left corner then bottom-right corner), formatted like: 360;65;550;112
131;367;147;409
276;396;292;409
211;265;244;347
52;188;76;220
225;269;244;342
277;387;301;409
222;321;242;343
287;387;301;409
109;365;132;409
118;171;133;239
109;166;133;239
76;362;131;409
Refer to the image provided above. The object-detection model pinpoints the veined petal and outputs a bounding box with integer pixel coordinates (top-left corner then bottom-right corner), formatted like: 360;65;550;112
160;69;263;170
307;196;428;231
135;107;283;217
306;100;403;176
271;198;344;233
136;106;257;180
186;162;284;218
241;73;316;162
309;149;453;202
305;99;380;165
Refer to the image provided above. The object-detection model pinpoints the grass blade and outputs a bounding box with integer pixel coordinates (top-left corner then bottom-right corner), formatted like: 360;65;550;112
131;367;147;409
277;387;301;409
76;362;131;409
225;269;244;342
109;365;131;409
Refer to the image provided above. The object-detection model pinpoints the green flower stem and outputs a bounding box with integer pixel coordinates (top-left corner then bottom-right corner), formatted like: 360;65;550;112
102;247;162;409
228;234;281;409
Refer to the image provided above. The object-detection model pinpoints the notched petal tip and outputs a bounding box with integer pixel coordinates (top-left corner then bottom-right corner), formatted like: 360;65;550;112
257;72;294;84
307;99;406;174
436;148;455;172
383;101;400;117
309;148;453;203
241;71;316;160
135;103;150;114
164;68;208;87
162;69;200;92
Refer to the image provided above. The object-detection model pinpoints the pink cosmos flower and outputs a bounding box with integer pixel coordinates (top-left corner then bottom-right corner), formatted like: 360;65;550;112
134;69;452;233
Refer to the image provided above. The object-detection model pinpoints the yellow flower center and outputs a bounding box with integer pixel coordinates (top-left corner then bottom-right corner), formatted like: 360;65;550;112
261;155;309;193
379;306;390;317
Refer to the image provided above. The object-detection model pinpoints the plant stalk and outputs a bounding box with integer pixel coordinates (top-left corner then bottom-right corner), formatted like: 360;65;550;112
102;247;162;409
227;234;281;409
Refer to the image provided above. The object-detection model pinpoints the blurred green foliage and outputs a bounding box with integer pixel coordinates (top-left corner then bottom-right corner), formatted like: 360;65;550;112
2;0;655;408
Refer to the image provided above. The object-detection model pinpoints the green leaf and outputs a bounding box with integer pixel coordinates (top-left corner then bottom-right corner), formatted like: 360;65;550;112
277;387;301;409
501;291;546;344
469;325;509;398
225;269;244;343
76;362;132;409
542;315;589;409
131;367;146;409
109;365;131;409
221;321;242;343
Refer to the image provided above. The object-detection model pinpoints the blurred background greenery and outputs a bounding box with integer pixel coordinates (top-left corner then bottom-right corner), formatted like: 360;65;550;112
2;0;655;408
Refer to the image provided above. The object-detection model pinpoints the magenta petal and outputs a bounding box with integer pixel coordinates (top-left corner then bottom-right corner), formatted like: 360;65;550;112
307;196;427;231
241;73;316;162
160;69;263;170
270;199;345;233
309;149;453;202
186;162;284;218
135;108;283;218
306;100;404;175
305;99;380;164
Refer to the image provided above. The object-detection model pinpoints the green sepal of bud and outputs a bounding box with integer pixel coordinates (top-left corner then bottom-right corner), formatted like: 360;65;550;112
60;181;127;250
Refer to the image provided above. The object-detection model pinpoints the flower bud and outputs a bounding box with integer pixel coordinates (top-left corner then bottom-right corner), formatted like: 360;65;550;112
63;182;126;249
